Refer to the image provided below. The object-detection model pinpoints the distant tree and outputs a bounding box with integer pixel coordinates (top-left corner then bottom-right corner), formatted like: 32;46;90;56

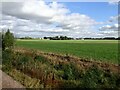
0;32;2;48
2;29;14;50
48;36;74;40
20;36;32;39
55;36;59;39
103;37;115;40
44;37;47;39
25;37;32;39
116;37;120;40
64;36;67;40
60;36;64;40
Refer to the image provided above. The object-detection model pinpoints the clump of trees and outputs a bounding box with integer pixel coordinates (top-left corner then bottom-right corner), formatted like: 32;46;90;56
19;36;33;39
44;36;74;40
2;29;15;50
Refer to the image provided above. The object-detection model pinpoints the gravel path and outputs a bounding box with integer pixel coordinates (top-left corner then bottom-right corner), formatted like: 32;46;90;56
0;70;26;89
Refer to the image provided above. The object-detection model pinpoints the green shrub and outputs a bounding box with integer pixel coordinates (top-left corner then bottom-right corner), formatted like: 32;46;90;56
54;63;82;80
35;55;48;64
11;53;32;71
54;63;63;70
101;72;118;88
2;49;14;73
81;66;105;88
18;55;32;65
2;49;14;65
80;66;119;88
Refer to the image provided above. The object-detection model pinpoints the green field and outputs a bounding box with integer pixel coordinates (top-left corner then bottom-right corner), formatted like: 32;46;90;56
16;40;119;64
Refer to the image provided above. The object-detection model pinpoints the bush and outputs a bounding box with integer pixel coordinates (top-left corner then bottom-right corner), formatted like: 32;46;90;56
80;66;119;88
80;66;106;88
2;50;14;72
2;49;13;64
54;63;82;80
2;29;14;50
35;55;48;64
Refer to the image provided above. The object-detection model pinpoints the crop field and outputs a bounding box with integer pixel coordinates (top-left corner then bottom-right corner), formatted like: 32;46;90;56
16;40;119;64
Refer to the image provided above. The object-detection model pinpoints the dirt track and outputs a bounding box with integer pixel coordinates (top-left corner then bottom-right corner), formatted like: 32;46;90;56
0;70;25;89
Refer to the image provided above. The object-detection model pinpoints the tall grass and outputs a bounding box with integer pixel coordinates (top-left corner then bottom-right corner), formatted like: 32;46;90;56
2;49;120;88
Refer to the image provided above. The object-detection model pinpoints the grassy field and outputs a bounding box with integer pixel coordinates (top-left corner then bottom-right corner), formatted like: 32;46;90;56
16;40;119;64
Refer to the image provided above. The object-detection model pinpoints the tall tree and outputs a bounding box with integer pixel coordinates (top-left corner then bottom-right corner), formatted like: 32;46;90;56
2;29;14;50
0;32;2;48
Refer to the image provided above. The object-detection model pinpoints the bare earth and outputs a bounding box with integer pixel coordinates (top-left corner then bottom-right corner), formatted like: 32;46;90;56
0;70;25;89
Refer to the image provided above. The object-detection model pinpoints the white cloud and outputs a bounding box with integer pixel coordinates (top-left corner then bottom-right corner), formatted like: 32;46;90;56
109;15;120;23
99;24;118;31
108;0;119;5
2;1;70;24
51;13;97;29
99;24;118;37
1;1;118;38
98;14;119;38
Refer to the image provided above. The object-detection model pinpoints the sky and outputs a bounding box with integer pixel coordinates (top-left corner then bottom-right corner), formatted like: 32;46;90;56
0;0;119;38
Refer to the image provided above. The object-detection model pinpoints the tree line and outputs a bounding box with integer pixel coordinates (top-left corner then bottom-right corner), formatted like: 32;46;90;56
17;36;120;40
44;36;74;40
1;29;120;43
76;37;120;40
